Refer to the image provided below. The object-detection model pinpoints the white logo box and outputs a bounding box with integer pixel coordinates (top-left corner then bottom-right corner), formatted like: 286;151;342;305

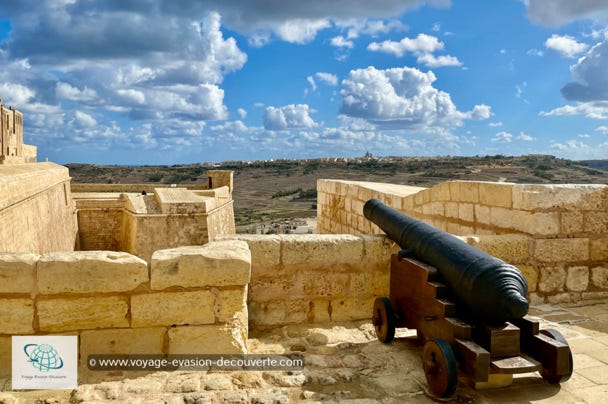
12;336;78;390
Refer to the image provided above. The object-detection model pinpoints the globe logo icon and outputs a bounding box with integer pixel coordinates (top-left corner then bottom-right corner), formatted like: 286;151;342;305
23;343;64;371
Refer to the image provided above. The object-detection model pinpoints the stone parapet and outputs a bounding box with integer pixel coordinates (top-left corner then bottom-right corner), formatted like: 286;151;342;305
0;243;251;381
317;179;608;304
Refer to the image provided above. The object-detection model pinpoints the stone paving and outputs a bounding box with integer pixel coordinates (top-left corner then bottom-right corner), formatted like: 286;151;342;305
2;301;608;403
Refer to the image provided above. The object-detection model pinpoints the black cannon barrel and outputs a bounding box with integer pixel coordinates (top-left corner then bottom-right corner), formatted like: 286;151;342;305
364;198;529;323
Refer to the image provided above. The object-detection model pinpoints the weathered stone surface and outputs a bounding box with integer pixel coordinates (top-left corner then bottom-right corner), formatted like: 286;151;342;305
131;291;215;327
0;336;11;378
584;211;608;234
478;182;513;208
37;251;148;294
464;234;530;263
591;239;608;261
216;235;281;279
547;292;581;304
566;266;589;292
302;271;349;298
518;265;538;292
216;288;247;323
151;240;251;289
512;184;605;210
330;297;376;322
348;270;389;297
249;275;301;302
561;210;584;234
308;299;331;323
248;300;309;328
458;203;475;222
168;324;247;354
0;298;33;334
0;252;38;293
80;327;165;356
538;266;566;293
532;212;560;236
591;267;608;289
534;238;589;262
282;234;363;270
37;296;129;332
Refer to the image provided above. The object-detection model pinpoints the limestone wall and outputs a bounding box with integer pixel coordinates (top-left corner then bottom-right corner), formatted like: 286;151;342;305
75;186;236;262
0;162;78;254
0;240;250;382
317;179;608;304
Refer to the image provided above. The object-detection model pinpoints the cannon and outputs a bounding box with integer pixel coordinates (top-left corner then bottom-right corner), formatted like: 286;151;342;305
365;198;573;397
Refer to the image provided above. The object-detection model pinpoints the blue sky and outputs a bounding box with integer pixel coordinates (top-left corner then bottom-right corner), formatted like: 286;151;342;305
1;0;607;165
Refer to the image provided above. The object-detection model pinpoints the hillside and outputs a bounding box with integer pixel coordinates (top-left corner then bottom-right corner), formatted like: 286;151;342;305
66;155;608;229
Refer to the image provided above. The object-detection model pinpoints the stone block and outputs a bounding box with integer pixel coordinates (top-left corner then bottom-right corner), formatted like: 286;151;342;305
402;195;415;212
457;181;480;203
351;199;365;216
532;212;560;236
566;266;589;292
591;267;608;289
348;269;390;297
490;207;531;232
168;324;247;354
330;297;376;322
248;300;309;328
591;238;608;261
474;205;491;225
282;234;364;271
38;251;148;294
316;179;331;194
217;288;247;323
534;238;589;262
518;265;538;292
478;182;513;208
561;210;584;234
80;327;165;356
131;291;215;327
302;271;349;298
513;184;606;211
464;234;530;263
151;240;251;290
538;266;566;293
248;276;302;302
0;336;11;378
216;235;281;279
584;211;608;234
0;253;38;293
0;298;34;334
547;292;580;304
309;299;331;323
459;203;474;222
37;296;129;332
430;182;451;201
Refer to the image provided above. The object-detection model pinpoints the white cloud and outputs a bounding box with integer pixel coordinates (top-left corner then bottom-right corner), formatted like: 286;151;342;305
596;125;608;134
237;108;247;119
210;120;248;133
545;34;589;58
342;18;408;39
264;104;318;130
561;40;608;102
307;76;317;92
74;111;97;128
368;33;443;57
525;0;608;26
275;19;332;44
492;131;513;143
517;132;535;141
116;89;146;105
0;82;36;105
540;102;608;119
315;72;339;86
56;82;98;102
527;48;544;56
416;53;462;67
330;35;354;48
551;139;589;152
578;133;591;138
340;66;488;131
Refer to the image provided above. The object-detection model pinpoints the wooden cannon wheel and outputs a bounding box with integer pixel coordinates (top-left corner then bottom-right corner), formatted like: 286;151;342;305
372;297;395;343
422;339;458;398
540;329;573;383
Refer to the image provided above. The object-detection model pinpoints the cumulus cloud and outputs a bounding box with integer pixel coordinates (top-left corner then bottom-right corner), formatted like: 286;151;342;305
330;36;354;48
264;104;318;130
540;102;608;119
340;66;489;131
561;40;608;102
492;131;513;143
56;82;98;102
237;108;247;119
274;18;332;44
596;125;608;134
544;34;589;58
525;0;608;26
340;18;408;39
74;111;97;128
367;33;462;67
517;132;535;141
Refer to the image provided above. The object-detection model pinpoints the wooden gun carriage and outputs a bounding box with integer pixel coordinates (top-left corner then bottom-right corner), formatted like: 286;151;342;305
365;199;573;397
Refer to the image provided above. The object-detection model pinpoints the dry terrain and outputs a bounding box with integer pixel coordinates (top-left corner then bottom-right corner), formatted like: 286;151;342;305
67;155;608;230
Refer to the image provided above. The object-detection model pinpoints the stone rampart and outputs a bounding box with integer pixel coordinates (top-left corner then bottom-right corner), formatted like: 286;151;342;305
317;179;608;304
0;240;250;382
75;186;236;261
0;162;77;254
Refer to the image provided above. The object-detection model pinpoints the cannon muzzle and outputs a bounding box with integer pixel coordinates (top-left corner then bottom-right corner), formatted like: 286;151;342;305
364;198;528;323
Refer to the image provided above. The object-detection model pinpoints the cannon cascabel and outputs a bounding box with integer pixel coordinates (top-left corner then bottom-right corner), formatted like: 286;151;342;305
363;198;529;323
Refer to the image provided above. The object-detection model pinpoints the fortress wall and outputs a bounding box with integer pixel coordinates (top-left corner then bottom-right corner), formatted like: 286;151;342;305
317;179;608;304
0;163;77;254
0;240;250;382
218;233;532;329
74;186;236;262
71;183;208;193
